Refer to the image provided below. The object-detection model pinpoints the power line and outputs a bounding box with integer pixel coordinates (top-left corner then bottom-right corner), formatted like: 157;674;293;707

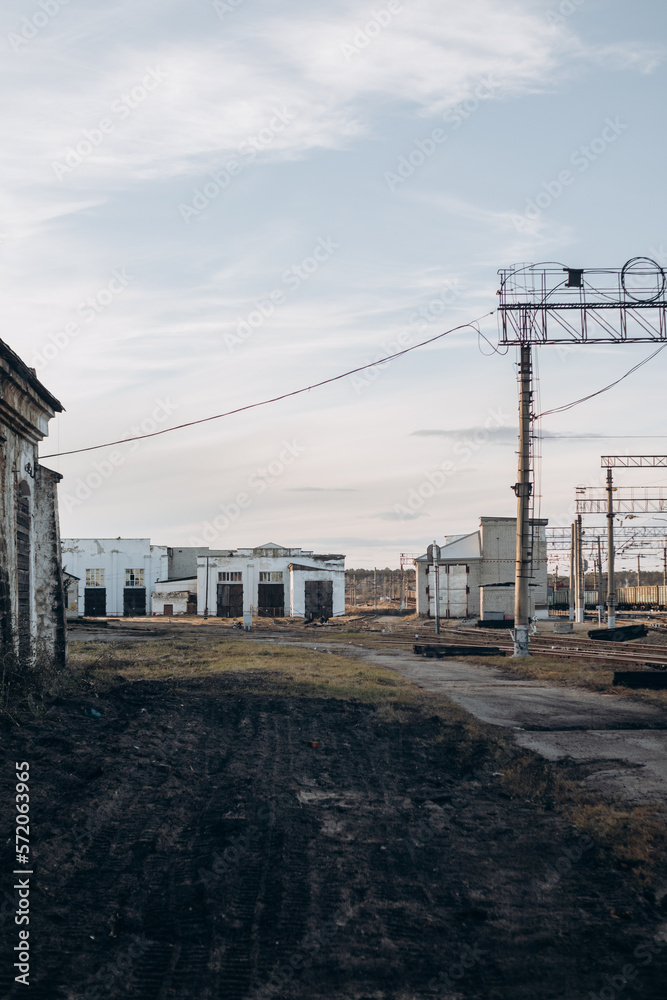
536;343;667;419
544;435;667;439
41;312;494;459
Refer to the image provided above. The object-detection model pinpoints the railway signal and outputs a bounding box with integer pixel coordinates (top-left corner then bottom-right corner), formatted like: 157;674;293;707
497;258;667;654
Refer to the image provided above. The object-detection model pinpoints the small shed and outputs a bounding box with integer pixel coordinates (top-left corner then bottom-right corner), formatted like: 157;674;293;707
152;577;197;616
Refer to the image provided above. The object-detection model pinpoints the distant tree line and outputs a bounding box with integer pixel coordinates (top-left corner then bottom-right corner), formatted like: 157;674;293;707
345;568;416;608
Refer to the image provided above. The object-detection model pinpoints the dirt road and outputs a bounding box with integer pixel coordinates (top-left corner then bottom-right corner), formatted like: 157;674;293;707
1;649;666;998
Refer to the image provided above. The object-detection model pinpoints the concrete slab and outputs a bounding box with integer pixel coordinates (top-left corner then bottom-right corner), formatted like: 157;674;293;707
318;643;667;804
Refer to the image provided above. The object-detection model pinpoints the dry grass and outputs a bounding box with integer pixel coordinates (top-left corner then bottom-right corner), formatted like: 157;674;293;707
66;637;667;882
69;638;436;708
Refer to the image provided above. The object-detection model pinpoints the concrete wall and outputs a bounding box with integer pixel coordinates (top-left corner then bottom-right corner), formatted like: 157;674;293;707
61;539;168;616
0;340;65;670
33;465;67;665
479;518;516;587
478;517;548;620
167;547;210;580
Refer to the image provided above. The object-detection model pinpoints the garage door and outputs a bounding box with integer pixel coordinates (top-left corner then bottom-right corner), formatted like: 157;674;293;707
84;588;106;617
258;583;284;617
429;565;468;619
445;565;469;618
123;588;146;616
305;580;333;620
217;583;243;618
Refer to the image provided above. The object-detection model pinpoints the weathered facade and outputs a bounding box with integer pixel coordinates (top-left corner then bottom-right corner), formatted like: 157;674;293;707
197;544;345;619
0;339;66;668
152;577;197;616
416;517;548;620
61;539;169;616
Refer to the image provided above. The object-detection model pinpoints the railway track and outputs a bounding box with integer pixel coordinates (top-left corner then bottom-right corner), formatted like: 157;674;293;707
79;615;667;671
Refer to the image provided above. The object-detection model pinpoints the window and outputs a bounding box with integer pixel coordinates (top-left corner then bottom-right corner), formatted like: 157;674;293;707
259;571;283;582
125;568;144;587
86;569;105;587
218;571;242;582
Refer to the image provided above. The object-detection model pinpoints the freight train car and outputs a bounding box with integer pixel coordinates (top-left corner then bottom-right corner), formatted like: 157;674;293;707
616;586;667;609
551;586;667;610
549;589;601;609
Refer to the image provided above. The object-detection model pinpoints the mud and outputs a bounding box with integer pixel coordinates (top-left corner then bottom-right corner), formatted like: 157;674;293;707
0;670;666;999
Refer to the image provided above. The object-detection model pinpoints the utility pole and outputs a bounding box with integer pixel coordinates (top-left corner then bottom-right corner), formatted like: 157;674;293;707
374;567;377;611
569;523;575;621
432;541;441;636
606;468;616;628
573;517;582;623
513;344;533;656
637;554;641;588
577;515;585;623
597;535;604;624
663;548;666;588
204;555;210;619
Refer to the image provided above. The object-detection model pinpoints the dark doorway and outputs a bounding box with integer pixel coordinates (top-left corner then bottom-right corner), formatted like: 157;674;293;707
163;604;174;617
84;589;107;616
305;580;333;620
258;583;284;617
123;588;146;616
217;583;243;618
17;481;31;660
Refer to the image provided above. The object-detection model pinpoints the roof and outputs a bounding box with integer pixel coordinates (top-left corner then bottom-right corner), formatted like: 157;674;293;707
256;542;286;550
288;562;343;572
0;339;64;412
415;530;481;562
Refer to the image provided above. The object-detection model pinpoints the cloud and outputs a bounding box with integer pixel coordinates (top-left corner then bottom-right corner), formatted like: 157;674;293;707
286;486;358;492
410;426;519;442
3;0;659;207
375;511;426;521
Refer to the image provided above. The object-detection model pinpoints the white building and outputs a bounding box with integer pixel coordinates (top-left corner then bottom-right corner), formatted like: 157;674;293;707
197;543;345;619
152;577;197;616
415;517;548;621
61;539;169;617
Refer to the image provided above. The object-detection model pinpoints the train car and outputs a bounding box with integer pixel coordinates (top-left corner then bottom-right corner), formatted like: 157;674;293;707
617;586;661;609
549;589;601;609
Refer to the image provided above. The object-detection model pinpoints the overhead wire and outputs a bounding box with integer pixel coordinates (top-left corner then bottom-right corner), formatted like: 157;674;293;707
41;310;495;459
536;343;667;419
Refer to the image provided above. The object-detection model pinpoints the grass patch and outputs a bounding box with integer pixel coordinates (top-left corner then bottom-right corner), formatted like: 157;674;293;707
69;638;436;707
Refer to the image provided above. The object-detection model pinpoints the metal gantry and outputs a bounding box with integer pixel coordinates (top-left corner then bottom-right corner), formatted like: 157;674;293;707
571;456;667;625
497;258;667;651
498;260;667;345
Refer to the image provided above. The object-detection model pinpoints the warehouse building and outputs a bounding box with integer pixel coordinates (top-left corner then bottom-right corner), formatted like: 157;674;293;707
61;538;171;616
415;516;548;621
0;339;67;669
197;543;345;619
61;542;211;617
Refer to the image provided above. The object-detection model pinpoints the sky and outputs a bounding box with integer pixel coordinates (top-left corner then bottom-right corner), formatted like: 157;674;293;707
3;0;667;569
